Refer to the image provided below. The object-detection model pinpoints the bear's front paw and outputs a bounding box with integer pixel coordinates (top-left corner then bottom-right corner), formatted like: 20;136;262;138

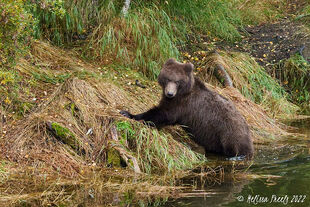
120;110;132;119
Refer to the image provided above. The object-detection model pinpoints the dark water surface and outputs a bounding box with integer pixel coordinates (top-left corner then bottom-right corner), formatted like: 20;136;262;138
164;119;310;207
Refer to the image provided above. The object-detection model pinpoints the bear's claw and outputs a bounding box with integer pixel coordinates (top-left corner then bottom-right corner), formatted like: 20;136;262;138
120;110;132;118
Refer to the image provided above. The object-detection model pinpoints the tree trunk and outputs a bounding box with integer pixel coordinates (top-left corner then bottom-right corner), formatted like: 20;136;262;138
110;126;141;173
121;0;131;16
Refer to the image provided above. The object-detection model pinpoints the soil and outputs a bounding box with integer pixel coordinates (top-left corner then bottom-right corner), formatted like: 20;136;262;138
238;20;310;69
183;18;310;73
234;0;310;69
213;19;310;71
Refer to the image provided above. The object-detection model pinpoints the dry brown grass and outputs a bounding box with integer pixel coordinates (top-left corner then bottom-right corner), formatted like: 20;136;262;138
236;0;294;24
2;77;126;176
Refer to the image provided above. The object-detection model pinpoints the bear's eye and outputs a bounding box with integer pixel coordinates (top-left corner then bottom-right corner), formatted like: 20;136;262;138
176;80;182;85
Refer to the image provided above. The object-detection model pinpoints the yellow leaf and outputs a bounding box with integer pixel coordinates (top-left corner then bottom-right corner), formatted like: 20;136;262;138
4;97;11;104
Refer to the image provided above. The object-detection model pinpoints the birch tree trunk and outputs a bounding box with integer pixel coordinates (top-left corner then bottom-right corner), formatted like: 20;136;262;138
121;0;131;16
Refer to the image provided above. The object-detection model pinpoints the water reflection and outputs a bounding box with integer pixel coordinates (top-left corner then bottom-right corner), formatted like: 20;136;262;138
165;119;310;207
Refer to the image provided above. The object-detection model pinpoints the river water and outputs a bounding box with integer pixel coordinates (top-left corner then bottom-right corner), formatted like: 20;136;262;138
164;119;310;207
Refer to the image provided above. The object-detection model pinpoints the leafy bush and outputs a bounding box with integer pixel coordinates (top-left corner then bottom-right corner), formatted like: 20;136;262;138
0;0;34;113
0;0;34;67
0;70;21;110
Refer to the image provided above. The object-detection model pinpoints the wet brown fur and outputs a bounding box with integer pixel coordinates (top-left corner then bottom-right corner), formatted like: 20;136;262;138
121;59;254;157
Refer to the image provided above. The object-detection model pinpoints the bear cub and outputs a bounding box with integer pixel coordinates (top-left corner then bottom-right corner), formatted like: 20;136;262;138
120;58;254;157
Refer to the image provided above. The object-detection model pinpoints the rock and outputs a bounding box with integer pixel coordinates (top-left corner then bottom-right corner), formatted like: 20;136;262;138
299;44;310;62
47;122;80;150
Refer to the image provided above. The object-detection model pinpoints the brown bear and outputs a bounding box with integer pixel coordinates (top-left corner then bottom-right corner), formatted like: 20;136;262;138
120;58;253;157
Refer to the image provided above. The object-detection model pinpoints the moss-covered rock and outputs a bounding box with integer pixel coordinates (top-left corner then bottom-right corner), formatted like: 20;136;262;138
107;148;122;167
48;122;80;151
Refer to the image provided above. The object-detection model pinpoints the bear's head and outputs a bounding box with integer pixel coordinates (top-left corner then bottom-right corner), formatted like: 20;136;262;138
158;58;195;99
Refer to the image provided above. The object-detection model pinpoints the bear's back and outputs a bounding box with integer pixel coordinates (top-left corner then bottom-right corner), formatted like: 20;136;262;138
176;78;253;156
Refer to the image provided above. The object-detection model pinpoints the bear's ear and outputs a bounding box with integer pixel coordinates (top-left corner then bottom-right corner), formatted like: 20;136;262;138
165;58;176;66
184;63;194;74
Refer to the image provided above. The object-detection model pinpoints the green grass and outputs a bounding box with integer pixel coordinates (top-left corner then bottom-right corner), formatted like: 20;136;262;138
160;0;243;42
277;54;310;113
235;0;286;25
116;121;206;174
88;5;179;79
25;0;246;79
0;161;9;183
222;52;298;117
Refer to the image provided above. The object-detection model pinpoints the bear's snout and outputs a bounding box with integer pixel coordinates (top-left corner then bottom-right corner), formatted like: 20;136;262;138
165;82;177;98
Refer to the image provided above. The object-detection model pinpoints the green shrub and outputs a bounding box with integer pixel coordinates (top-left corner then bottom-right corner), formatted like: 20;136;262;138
0;0;34;67
0;70;20;109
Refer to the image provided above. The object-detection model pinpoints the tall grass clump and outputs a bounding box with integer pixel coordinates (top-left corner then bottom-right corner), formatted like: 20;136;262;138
27;0;115;45
296;4;310;30
160;0;243;42
88;6;179;79
27;0;247;78
234;0;285;25
276;54;310;113
27;1;179;79
222;53;298;117
26;0;67;45
116;121;206;174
